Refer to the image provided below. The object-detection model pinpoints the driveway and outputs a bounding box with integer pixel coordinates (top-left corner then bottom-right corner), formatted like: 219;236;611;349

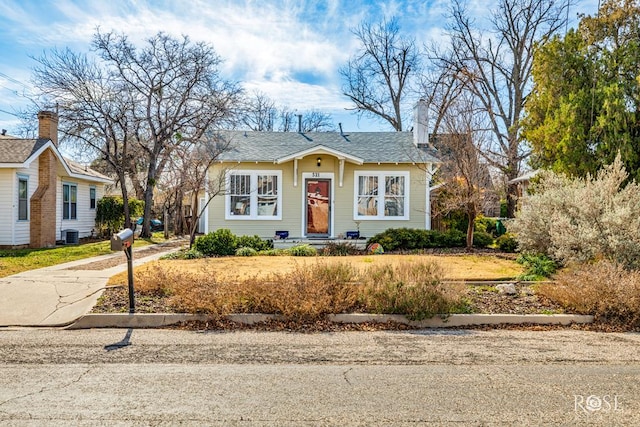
0;241;184;327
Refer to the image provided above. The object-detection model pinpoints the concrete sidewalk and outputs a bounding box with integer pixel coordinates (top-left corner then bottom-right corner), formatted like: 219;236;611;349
2;240;596;330
0;241;185;327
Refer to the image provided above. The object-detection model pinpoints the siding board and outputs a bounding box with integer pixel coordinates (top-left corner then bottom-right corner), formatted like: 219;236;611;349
208;158;431;239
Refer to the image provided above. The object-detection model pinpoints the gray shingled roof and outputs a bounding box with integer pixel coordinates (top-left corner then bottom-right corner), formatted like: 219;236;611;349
0;135;110;181
0;137;49;164
214;131;440;164
65;158;111;181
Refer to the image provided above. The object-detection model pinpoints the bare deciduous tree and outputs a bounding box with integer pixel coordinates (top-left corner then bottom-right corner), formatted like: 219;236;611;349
298;110;335;132
434;0;569;217
241;91;334;132
161;134;230;247
32;50;139;228
241;90;278;131
32;30;242;236
432;92;491;249
340;17;420;131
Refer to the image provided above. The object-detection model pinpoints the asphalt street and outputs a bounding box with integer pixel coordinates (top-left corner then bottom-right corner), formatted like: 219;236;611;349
1;328;639;426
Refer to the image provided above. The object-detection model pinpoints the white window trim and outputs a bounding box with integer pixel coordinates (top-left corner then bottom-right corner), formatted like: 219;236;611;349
89;186;96;210
353;171;410;221
225;170;283;220
62;182;78;221
17;174;29;222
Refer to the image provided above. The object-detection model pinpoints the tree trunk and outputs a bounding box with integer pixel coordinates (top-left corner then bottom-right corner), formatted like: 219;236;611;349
119;171;133;231
466;206;476;250
140;158;157;238
163;206;169;240
506;182;519;218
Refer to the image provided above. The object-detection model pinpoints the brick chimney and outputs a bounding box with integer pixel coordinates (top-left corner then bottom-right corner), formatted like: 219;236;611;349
31;110;59;248
38;111;58;146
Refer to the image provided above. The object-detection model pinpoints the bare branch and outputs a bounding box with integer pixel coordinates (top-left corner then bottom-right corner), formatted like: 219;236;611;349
340;17;420;131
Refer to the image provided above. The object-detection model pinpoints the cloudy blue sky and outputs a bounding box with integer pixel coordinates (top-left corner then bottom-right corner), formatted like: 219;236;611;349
0;0;598;135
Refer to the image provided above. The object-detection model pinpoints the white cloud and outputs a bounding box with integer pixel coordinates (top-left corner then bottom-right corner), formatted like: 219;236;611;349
0;0;601;135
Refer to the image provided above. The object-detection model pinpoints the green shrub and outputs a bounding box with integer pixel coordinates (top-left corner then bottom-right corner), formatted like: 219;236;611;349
509;157;640;269
322;242;361;256
160;248;203;260
194;229;238;256
258;249;287;256
472;231;494;248
367;228;465;251
366;231;397;251
288;244;317;256
96;196;144;236
475;216;497;236
236;235;273;252
183;248;204;259
435;229;466;248
516;254;557;280
235;247;258;257
496;233;518;252
441;210;468;234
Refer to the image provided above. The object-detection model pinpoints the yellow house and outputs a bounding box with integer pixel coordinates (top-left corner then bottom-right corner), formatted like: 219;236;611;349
204;118;440;241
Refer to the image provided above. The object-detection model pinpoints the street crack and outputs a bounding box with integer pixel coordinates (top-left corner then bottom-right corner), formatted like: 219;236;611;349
343;367;353;386
0;367;93;408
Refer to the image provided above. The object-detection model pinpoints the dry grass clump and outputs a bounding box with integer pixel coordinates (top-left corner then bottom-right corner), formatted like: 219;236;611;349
128;259;468;321
537;260;640;327
233;262;361;320
360;261;470;320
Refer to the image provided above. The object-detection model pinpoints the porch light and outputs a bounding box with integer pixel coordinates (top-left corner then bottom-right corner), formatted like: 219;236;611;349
317;157;322;167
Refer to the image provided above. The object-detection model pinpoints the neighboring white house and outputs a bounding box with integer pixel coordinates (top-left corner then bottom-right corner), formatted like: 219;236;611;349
204;102;441;240
0;111;111;248
508;169;540;209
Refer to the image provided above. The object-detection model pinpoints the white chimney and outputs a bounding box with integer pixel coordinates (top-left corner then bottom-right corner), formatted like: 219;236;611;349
413;99;428;147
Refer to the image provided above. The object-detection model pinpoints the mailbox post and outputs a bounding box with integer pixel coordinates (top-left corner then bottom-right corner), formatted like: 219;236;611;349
111;229;135;313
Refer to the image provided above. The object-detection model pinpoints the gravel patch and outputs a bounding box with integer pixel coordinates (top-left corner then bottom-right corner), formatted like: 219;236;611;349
65;239;186;271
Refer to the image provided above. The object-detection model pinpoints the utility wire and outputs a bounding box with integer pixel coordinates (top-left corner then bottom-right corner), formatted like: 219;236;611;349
0;71;30;89
0;108;21;117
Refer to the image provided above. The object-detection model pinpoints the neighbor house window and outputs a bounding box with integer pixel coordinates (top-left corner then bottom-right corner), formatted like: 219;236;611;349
354;171;409;220
226;171;281;220
63;183;77;220
18;176;28;221
89;187;96;210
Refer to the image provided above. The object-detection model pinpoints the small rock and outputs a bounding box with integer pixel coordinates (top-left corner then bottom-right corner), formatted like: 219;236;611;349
496;283;517;295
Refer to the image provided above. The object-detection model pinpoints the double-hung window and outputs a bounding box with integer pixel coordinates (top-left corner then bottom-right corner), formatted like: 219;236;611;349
18;176;28;221
63;183;77;220
355;171;409;220
89;187;96;210
226;171;281;220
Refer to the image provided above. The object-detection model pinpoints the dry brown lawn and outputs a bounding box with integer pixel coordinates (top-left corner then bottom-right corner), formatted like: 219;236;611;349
107;254;523;286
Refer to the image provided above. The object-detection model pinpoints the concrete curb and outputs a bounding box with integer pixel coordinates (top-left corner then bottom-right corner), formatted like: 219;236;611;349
66;313;594;329
327;313;594;328
66;313;209;329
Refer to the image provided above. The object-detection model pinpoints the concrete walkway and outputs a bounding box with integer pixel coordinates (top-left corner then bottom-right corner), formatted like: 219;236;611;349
0;241;185;327
1;240;596;330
